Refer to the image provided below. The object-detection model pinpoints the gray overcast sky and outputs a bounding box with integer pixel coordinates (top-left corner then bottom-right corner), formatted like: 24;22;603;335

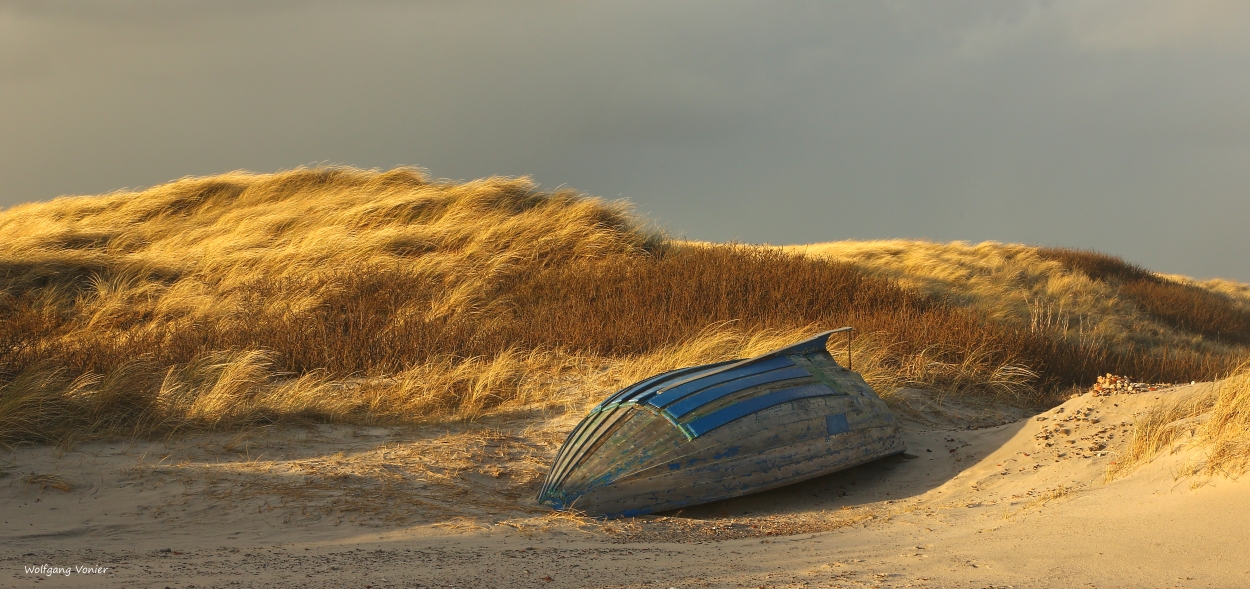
3;1;1248;281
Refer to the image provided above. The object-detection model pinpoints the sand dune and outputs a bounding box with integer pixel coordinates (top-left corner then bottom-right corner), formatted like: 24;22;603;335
4;382;1245;588
3;171;1246;588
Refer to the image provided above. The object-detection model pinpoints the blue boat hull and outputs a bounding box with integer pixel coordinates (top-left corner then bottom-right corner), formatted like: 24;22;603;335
538;329;905;517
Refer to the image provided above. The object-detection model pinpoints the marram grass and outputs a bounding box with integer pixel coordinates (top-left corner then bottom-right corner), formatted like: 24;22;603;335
0;167;1245;446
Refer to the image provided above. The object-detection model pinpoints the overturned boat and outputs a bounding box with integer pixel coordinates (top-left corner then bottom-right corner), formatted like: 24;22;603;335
538;328;905;517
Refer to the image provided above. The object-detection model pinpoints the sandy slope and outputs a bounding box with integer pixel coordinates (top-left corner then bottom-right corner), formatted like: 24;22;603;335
3;383;1247;588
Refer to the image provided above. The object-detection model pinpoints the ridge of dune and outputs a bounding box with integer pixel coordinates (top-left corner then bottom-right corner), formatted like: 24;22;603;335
780;239;1250;354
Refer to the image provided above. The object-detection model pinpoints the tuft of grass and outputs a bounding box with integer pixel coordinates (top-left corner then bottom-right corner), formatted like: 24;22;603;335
1196;364;1250;477
1109;362;1250;480
25;473;74;492
1106;387;1215;480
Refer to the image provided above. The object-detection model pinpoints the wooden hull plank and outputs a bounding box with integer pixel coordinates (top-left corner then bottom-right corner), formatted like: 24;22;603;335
558;411;686;510
684;383;839;437
616;395;860;483
582;427;903;516
544;404;636;495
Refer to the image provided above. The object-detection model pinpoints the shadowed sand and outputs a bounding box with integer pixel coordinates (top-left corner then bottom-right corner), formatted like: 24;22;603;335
3;382;1247;588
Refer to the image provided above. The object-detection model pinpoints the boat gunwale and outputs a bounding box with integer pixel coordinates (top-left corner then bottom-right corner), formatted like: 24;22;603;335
635;329;841;406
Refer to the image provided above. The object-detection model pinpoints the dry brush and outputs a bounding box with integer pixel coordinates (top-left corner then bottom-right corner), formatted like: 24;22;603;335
0;167;1245;446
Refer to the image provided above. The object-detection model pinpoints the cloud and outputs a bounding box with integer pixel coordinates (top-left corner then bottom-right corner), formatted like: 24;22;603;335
1;1;1247;280
942;0;1250;60
1061;0;1250;51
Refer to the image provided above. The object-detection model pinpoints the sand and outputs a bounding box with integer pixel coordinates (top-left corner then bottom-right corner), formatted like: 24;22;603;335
3;382;1247;588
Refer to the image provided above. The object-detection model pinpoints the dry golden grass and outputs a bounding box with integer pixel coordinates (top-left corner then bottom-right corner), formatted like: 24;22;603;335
1;167;1245;447
1037;247;1250;347
24;472;74;492
1161;275;1250;312
783;240;1143;345
0;324;834;447
782;240;1250;352
0;167;654;372
1194;364;1250;477
1109;363;1250;480
1106;388;1215;479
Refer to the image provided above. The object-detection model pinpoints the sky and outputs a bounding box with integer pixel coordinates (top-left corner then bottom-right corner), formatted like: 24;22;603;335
3;1;1248;281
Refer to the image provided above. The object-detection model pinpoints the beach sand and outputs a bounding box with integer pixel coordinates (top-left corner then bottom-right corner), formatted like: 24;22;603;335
3;382;1246;588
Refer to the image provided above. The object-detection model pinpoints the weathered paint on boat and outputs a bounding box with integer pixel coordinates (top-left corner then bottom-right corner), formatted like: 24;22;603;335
537;329;905;517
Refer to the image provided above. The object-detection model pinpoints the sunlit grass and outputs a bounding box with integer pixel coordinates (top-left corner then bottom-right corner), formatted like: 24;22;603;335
1109;363;1250;480
0;167;1245;447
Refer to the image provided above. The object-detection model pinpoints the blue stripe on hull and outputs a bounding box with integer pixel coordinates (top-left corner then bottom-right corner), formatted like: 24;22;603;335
596;361;734;409
664;365;812;418
685;383;838;437
642;355;795;408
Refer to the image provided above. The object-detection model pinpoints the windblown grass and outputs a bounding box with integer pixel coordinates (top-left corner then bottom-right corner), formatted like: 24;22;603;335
1106;387;1216;479
0;167;1245;446
1035;247;1250;347
24;473;74;492
784;240;1250;352
1109;363;1250;480
1195;364;1250;477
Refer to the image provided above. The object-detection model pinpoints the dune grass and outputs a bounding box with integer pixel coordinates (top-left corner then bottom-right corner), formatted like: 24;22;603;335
783;240;1250;353
0;167;1246;447
1109;363;1250;480
1035;247;1250;347
1198;365;1250;477
1106;387;1216;480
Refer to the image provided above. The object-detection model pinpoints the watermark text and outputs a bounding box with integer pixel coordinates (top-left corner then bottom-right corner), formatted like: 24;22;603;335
24;564;111;577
